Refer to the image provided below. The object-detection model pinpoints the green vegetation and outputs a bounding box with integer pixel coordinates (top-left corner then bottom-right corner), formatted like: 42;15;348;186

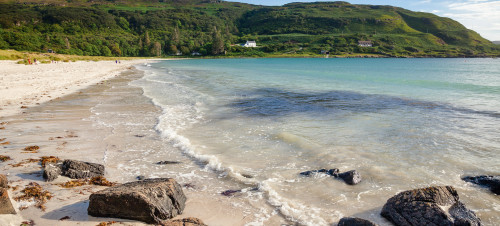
0;0;498;58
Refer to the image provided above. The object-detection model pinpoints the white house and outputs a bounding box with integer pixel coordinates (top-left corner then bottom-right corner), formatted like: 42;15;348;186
358;41;373;47
243;41;257;47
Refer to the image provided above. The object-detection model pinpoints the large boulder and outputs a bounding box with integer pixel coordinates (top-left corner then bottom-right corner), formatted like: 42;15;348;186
0;188;16;214
338;217;377;226
381;186;480;226
62;159;104;179
88;178;186;224
161;217;207;226
462;175;500;195
0;174;7;188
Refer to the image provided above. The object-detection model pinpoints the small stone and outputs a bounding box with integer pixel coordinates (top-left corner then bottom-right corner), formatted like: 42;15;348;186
157;161;182;165
338;170;362;185
43;162;62;182
338;217;377;226
221;189;241;197
137;176;146;180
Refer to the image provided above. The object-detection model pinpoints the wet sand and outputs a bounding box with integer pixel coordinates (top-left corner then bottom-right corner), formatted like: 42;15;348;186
0;66;286;226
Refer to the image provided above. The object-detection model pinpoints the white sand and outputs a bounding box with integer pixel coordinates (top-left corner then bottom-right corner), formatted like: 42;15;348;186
0;60;149;118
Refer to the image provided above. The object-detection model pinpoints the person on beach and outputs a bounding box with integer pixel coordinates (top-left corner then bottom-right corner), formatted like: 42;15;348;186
27;59;31;65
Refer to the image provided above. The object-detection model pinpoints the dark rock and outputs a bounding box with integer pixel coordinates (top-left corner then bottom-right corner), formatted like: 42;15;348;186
462;175;500;195
161;217;207;226
0;188;16;214
221;189;241;197
300;168;339;177
62;159;104;179
43;162;62;182
88;178;186;224
0;174;7;188
338;170;362;185
338;217;377;226
381;186;481;226
157;161;182;165
137;175;146;181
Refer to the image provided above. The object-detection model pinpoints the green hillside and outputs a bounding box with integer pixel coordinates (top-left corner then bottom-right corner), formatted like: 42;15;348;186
0;0;498;57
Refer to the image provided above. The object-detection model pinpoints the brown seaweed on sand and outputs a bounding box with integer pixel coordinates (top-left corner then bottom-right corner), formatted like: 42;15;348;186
0;155;12;162
23;145;40;152
14;182;53;211
40;156;60;167
9;158;39;167
59;176;116;188
97;221;117;226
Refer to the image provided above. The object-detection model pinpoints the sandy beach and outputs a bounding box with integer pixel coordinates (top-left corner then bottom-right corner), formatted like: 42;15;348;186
0;60;149;118
0;60;282;226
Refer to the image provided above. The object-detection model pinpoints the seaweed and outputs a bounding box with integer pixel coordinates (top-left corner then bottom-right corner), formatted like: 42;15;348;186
0;155;12;162
89;176;115;187
40;156;60;167
59;176;115;188
14;182;53;211
9;158;39;167
97;221;117;226
23;146;40;152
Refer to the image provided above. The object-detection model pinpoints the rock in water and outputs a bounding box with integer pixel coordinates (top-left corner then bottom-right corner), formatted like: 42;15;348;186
381;186;480;226
88;178;186;224
161;217;207;226
338;217;377;226
43;162;62;182
0;188;16;214
62;159;104;179
0;174;7;188
462;175;500;195
338;170;362;185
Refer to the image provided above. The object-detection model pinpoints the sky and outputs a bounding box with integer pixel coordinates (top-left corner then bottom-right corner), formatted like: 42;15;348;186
227;0;500;41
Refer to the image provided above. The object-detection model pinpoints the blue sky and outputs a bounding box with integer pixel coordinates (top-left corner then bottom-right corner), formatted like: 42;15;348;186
227;0;500;41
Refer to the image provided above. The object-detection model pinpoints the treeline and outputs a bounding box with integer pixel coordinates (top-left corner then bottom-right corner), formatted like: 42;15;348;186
0;4;233;56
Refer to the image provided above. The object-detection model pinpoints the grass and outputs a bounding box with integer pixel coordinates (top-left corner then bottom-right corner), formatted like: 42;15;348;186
0;49;145;64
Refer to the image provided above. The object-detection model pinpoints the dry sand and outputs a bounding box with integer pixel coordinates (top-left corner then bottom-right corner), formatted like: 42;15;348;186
0;60;148;118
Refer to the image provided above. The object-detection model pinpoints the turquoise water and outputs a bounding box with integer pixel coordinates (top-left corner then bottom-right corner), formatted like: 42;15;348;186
133;58;500;225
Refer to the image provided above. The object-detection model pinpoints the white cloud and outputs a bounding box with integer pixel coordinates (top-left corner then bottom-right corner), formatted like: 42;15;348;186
442;1;500;40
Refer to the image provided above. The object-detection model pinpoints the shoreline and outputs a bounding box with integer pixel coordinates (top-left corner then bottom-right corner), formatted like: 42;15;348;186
0;61;284;225
0;59;152;119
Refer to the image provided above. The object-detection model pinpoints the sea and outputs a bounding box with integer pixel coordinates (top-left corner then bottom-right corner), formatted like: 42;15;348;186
105;58;499;225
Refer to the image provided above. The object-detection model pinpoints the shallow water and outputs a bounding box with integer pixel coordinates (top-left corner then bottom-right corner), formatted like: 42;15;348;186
127;58;500;225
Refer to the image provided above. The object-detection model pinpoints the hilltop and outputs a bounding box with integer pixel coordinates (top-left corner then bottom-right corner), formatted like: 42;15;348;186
0;0;498;57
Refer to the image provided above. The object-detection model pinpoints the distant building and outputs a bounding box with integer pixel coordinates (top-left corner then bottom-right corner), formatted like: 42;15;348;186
243;41;257;48
320;50;330;55
191;51;202;56
47;49;55;53
358;41;373;47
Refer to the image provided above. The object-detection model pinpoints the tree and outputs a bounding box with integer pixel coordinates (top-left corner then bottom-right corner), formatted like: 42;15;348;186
152;42;161;56
211;26;224;55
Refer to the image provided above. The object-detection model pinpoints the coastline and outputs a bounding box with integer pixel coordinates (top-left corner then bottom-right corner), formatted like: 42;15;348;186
0;59;150;118
0;60;285;226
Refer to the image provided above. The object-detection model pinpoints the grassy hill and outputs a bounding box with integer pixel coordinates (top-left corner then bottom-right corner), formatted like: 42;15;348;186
0;0;498;57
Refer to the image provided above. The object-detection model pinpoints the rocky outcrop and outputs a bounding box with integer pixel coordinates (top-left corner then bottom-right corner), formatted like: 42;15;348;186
62;159;104;179
88;178;186;224
161;217;207;226
338;170;362;185
338;217;377;226
43;159;104;181
43;162;62;182
0;175;16;215
300;168;361;185
462;175;500;195
381;186;480;226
